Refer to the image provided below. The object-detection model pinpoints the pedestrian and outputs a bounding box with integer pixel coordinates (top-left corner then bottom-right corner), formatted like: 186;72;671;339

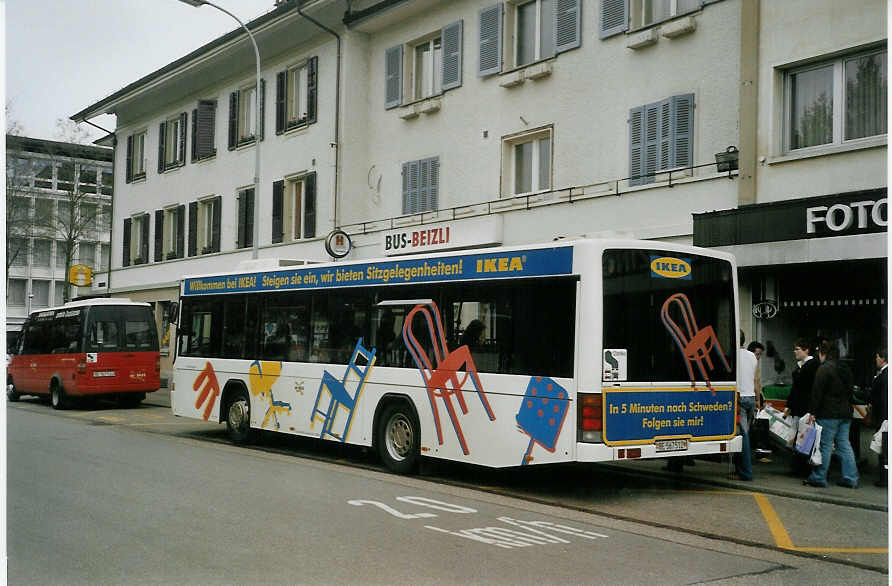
747;341;770;461
733;330;757;481
785;338;819;477
870;348;887;487
803;340;859;488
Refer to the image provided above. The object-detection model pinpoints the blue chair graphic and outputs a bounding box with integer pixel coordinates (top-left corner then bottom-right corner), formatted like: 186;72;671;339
310;338;377;442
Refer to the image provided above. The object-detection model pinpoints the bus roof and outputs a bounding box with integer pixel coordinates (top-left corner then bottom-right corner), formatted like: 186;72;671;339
29;298;152;317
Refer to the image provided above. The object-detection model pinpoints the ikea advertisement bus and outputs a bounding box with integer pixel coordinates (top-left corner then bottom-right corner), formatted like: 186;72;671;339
170;239;739;473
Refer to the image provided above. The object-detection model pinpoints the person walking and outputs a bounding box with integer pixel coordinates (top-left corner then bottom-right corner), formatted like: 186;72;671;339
870;348;887;487
785;338;819;477
733;331;758;481
804;340;859;488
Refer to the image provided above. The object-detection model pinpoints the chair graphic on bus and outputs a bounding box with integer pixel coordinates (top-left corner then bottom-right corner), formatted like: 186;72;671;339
660;293;731;392
310;339;376;442
402;301;496;456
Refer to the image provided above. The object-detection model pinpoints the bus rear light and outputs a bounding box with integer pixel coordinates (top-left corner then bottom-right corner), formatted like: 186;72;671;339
720;443;727;452
626;448;641;458
77;361;87;374
578;393;603;441
618;449;625;458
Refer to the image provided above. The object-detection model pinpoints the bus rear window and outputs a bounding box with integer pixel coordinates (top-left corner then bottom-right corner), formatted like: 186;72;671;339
85;306;158;352
602;249;735;384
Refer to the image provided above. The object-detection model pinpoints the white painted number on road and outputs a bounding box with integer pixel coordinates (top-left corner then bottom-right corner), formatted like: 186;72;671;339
347;499;437;519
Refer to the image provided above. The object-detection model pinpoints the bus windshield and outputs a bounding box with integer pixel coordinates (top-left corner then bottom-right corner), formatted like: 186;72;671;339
85;306;158;352
602;249;736;384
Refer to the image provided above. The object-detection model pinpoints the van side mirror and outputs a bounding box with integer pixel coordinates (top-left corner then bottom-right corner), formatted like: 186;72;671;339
168;302;180;325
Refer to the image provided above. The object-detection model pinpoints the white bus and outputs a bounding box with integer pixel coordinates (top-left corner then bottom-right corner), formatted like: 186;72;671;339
171;239;740;473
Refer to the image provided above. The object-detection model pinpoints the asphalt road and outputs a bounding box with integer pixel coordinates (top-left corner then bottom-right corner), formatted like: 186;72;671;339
6;398;889;585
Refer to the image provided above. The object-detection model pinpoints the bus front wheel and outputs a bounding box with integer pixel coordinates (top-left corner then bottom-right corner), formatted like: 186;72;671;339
50;383;68;410
7;378;20;402
226;392;255;445
376;402;420;475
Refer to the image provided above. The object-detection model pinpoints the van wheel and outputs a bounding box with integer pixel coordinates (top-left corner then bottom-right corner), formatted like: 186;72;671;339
50;383;68;410
376;402;420;474
7;379;20;402
226;391;255;445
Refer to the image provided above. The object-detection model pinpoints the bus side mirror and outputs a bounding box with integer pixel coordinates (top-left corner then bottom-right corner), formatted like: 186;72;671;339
168;302;180;325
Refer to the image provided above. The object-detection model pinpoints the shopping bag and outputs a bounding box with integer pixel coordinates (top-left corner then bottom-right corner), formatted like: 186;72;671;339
871;420;888;454
795;415;817;455
808;422;823;466
767;410;796;446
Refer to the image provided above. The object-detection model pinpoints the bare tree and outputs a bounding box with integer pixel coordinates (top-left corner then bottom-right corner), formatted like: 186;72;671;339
53;118;94;145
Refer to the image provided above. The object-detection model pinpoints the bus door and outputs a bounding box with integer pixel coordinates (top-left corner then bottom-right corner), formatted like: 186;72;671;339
83;306;159;391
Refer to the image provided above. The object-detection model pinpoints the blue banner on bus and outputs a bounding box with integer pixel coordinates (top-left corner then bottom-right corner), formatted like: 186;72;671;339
183;247;574;295
602;388;736;444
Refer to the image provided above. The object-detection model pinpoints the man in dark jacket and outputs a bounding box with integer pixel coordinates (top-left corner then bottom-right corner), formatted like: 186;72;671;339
804;340;859;488
871;348;887;487
785;338;819;476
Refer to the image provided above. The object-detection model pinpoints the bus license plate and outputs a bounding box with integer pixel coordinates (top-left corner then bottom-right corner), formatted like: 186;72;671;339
655;439;688;453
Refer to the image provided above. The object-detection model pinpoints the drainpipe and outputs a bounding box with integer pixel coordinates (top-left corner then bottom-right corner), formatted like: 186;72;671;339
297;2;342;229
82;118;116;297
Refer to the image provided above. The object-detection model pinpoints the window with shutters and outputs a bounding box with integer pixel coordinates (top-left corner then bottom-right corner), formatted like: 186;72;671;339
163;206;185;260
192;100;217;162
479;1;579;77
783;48;887;152
629;94;694;186
385;21;462;109
160;113;187;171
197;197;220;254
130;213;150;265
239;86;258;142
630;0;700;29
276;58;317;133
401;157;439;215
502;127;552;196
236;187;255;249
127;131;146;182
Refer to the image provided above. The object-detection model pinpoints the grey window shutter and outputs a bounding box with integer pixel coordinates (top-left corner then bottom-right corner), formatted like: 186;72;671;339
245;188;254;248
429;157;439;211
419;159;431;213
402;161;420;214
307;56;318;124
157;121;167;173
154;209;164;262
211;196;222;253
140;214;150;263
272;180;284;243
178;112;187;165
276;71;286;134
304;172;316;238
126;135;133;183
672;94;694;169
197;100;217;159
176;204;185;258
658;98;672;171
385;45;403;109
478;4;502;77
441;20;463;91
600;0;628;39
259;78;266;141
122;218;131;266
555;0;581;53
188;201;198;257
191;108;198;162
644;102;660;183
237;192;247;248
228;91;238;150
628;106;644;186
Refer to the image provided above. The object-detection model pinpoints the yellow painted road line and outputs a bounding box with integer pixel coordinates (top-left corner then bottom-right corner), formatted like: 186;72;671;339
752;493;795;549
792;546;888;553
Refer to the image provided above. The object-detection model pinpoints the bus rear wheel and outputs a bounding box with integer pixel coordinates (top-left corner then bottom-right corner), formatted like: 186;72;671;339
50;383;68;410
376;402;420;475
226;391;255;445
7;379;20;402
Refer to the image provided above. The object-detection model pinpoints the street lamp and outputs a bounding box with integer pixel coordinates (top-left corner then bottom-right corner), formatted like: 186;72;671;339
179;0;262;259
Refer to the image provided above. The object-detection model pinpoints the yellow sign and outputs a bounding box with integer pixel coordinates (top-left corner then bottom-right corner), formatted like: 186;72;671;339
650;256;691;279
69;264;93;286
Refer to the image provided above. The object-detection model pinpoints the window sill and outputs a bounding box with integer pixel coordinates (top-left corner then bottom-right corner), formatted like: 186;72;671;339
162;162;185;174
398;97;442;120
130;174;147;184
498;60;554;88
281;121;312;136
629;9;700;35
192;153;217;164
236;138;258;150
767;135;886;165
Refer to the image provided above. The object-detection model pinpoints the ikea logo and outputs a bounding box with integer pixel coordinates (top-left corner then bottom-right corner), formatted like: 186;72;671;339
650;256;692;279
476;255;525;273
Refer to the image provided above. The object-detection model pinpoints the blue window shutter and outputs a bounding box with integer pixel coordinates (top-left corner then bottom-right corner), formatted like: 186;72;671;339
441;20;463;91
385;45;403;109
555;0;581;54
672;94;694;169
429;157;439;211
600;0;628;39
419;159;430;213
402;161;420;214
658;98;672;171
643;102;660;184
478;3;502;77
628;106;644;186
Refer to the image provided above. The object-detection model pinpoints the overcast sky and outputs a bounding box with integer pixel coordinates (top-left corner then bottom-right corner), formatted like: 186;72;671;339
5;0;278;142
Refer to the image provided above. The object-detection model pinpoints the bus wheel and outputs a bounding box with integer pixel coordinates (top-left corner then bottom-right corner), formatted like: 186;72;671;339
376;402;419;474
50;383;68;410
7;379;20;402
226;391;255;445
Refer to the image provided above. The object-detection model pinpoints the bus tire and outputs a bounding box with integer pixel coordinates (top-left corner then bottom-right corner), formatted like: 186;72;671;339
7;378;20;402
376;402;420;475
50;382;68;410
225;390;255;445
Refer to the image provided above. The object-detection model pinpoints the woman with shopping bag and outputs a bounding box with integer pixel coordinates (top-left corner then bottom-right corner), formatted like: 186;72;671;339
803;340;859;488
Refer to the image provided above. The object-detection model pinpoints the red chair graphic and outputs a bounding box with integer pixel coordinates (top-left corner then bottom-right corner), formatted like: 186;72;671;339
402;302;496;455
660;293;731;392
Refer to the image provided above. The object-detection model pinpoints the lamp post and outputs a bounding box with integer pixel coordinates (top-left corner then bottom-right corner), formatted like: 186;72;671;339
179;0;261;259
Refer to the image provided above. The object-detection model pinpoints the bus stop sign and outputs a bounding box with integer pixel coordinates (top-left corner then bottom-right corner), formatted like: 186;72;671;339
69;264;93;286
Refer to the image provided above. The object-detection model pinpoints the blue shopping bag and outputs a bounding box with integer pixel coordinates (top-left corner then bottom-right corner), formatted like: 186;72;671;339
795;422;817;455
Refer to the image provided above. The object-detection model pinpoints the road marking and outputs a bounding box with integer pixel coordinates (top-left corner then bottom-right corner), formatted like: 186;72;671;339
752;493;794;549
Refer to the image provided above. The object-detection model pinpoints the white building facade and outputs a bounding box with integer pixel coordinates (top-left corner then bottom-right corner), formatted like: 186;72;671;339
72;0;885;383
6;136;113;346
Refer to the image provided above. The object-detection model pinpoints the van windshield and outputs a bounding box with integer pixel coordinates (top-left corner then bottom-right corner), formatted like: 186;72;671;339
85;306;158;352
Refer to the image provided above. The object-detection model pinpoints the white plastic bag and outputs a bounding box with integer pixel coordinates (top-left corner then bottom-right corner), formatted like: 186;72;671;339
767;408;796;446
870;420;888;454
808;422;823;466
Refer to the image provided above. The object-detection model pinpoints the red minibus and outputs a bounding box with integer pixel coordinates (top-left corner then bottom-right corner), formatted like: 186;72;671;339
7;299;160;408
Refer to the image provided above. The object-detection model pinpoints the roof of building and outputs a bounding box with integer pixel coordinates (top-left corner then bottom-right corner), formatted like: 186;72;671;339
6;135;113;163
